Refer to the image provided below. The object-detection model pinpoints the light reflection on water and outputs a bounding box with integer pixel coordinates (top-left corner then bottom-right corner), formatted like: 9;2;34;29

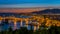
0;14;32;31
0;22;33;31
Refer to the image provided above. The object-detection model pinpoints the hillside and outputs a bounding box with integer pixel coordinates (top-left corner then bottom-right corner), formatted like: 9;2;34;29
32;9;60;14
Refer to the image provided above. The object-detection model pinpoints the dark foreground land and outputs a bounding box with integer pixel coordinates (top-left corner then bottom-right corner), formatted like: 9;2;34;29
0;26;60;34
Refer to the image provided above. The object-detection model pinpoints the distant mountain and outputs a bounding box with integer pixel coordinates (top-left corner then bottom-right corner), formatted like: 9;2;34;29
0;9;60;17
32;9;60;14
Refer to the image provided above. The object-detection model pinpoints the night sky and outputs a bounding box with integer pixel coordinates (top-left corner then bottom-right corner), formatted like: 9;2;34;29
0;0;60;8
